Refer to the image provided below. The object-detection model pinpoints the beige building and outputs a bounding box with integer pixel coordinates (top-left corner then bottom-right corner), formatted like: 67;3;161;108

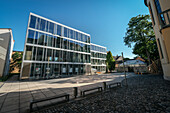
145;0;170;80
0;28;14;77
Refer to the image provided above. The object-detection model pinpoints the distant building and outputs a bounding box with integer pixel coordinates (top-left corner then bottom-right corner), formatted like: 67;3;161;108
118;60;148;73
0;28;14;77
135;56;145;62
144;0;170;80
113;55;123;71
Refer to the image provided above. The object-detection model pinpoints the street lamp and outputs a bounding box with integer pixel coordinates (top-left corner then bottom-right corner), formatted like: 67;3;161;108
122;52;127;86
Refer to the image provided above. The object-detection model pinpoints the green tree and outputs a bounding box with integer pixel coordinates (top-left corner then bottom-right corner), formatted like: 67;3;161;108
124;14;159;64
106;51;115;72
10;52;23;72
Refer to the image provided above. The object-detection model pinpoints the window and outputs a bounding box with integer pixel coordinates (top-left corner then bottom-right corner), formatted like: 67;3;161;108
76;32;78;40
157;39;164;59
57;25;62;36
27;30;35;44
34;32;38;44
54;50;59;61
44;35;47;46
70;52;73;62
154;0;162;14
154;0;165;25
64;27;68;37
46;21;49;32
59;51;63;62
36;18;41;29
75;42;78;51
70;30;73;39
47;35;53;47
53;64;60;75
49;22;54;34
38;33;44;45
56;37;60;48
36;47;43;61
29;15;36;28
87;45;90;53
32;47;37;60
81;34;83;41
63;51;67;62
40;19;46;31
46;49;52;61
24;46;32;60
70;40;74;50
87;36;90;43
63;39;68;49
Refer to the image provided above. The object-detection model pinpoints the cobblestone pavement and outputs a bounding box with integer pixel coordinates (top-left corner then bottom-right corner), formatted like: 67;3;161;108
0;73;136;113
36;74;170;113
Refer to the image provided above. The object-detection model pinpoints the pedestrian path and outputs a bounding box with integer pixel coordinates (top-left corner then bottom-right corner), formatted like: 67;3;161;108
0;73;136;113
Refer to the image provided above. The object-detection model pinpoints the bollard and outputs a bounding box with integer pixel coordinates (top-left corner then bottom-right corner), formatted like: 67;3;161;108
103;82;107;91
73;87;78;98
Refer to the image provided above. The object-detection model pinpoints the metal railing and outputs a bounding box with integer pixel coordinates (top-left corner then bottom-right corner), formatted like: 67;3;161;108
158;9;170;29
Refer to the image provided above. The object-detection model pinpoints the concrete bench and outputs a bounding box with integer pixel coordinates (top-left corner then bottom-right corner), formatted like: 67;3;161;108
30;93;69;112
81;87;102;97
108;82;121;89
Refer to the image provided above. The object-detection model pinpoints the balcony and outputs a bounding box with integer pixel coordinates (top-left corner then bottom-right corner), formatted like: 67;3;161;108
158;9;170;30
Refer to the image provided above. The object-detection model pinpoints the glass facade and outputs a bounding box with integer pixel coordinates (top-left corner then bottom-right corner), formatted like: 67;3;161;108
91;44;107;72
22;13;93;79
21;13;106;79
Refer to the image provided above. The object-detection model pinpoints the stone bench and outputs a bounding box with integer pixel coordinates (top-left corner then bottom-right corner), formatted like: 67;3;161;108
30;93;69;112
80;87;102;97
108;82;121;89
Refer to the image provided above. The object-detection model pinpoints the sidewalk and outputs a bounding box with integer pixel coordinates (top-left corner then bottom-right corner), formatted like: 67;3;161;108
0;73;136;113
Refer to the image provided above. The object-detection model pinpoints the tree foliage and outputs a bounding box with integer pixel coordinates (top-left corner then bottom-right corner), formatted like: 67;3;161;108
10;52;23;72
106;51;115;72
124;15;159;64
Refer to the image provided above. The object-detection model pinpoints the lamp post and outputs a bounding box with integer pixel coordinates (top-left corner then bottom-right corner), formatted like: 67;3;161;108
122;52;127;86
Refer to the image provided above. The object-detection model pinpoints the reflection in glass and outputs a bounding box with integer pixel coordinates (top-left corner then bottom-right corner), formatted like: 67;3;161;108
46;49;52;61
49;22;54;34
32;47;36;60
36;18;40;29
38;33;44;45
25;46;32;60
29;15;36;28
46;21;49;32
40;19;46;31
47;35;53;47
27;30;35;44
57;25;62;36
64;27;67;37
36;47;43;61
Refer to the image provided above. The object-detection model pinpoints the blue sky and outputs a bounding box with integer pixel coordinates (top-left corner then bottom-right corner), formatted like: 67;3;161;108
0;0;149;58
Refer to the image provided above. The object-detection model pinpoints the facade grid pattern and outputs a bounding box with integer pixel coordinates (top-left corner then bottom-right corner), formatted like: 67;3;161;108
21;13;107;79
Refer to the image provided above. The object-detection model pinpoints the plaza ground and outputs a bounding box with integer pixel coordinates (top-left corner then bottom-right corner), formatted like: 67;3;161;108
0;73;136;113
35;74;170;113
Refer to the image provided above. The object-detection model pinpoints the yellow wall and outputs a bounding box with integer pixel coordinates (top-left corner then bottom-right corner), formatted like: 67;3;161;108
146;0;170;80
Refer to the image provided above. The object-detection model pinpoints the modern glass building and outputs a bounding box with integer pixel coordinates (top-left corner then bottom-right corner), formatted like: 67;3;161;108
91;43;107;74
20;13;106;79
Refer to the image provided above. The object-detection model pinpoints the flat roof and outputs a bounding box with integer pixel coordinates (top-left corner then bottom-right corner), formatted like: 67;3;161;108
30;12;90;36
91;43;106;49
